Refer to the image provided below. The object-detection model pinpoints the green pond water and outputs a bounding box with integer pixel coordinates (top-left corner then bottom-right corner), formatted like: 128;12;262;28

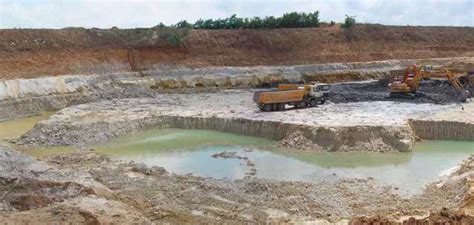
1;113;474;193
0;112;53;140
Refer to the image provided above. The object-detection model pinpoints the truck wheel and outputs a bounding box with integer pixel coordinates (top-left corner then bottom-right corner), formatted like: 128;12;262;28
272;104;278;111
309;99;317;107
277;103;285;111
262;104;272;112
297;101;306;108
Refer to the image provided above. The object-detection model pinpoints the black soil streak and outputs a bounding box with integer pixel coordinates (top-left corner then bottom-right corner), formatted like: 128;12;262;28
329;79;473;104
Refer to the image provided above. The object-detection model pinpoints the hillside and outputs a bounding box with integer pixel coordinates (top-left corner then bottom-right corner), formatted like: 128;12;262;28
1;24;474;79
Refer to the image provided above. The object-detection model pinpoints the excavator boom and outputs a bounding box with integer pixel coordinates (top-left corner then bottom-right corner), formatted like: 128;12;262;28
445;70;464;91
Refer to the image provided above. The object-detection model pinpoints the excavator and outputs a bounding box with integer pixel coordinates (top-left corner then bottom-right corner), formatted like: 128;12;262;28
388;64;472;101
388;64;424;98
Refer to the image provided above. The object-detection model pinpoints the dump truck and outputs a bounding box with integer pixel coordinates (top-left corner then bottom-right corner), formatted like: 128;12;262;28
253;83;330;111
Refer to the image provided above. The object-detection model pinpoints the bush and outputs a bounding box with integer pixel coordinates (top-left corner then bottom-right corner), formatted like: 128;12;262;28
174;20;192;29
155;23;167;28
165;34;182;45
159;28;189;46
341;15;356;28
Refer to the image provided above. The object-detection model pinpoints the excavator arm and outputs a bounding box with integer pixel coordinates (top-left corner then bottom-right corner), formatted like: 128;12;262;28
445;70;464;91
409;64;423;92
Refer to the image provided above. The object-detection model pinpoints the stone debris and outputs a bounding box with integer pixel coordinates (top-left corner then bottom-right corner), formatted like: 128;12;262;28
277;131;324;151
211;151;257;178
131;162;167;176
350;208;474;225
211;151;242;159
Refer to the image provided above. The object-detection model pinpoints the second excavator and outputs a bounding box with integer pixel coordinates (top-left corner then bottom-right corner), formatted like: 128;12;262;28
388;64;472;102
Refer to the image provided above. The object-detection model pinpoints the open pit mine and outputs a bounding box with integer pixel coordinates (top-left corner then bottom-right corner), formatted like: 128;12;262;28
1;25;474;224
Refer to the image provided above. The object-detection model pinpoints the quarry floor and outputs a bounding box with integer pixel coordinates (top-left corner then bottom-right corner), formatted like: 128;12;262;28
0;56;473;223
1;89;472;223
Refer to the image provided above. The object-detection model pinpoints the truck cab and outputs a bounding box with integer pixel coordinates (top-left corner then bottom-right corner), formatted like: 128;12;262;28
309;83;330;103
281;83;330;104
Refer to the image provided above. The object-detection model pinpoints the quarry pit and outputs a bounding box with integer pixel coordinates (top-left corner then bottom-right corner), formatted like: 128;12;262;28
1;26;474;224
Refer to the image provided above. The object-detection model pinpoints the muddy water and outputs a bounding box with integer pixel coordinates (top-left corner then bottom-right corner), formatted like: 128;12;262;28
1;115;473;193
0;112;53;140
93;128;474;193
0;113;74;157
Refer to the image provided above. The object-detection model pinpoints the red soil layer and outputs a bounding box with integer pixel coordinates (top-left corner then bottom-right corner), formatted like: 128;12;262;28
1;25;474;79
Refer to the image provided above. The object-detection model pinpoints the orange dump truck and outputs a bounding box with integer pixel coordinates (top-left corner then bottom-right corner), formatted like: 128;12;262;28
253;83;330;111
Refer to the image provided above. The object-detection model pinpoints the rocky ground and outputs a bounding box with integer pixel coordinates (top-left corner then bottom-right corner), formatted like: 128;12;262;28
1;69;473;223
1;145;473;224
17;88;466;152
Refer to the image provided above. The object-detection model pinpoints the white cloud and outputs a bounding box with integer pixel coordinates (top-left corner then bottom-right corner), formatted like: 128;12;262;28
0;0;473;28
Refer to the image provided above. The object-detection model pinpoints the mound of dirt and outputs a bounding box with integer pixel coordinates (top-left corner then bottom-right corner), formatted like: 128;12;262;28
349;215;397;225
1;25;474;79
406;209;474;224
350;208;474;225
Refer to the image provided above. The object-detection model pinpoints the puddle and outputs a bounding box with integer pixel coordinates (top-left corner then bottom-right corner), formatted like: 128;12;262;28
0;112;53;140
0;112;75;157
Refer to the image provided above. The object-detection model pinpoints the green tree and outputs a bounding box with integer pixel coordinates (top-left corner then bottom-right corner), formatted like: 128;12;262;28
177;11;322;30
341;15;356;28
174;20;192;29
156;22;167;28
193;19;204;29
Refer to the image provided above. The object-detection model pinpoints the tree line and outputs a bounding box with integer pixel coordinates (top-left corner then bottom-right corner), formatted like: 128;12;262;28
166;12;322;29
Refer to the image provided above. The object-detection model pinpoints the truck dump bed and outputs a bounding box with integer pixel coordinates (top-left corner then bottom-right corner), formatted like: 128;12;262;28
253;89;305;105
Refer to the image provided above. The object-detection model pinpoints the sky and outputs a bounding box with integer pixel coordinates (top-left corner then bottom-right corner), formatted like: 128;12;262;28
0;0;473;28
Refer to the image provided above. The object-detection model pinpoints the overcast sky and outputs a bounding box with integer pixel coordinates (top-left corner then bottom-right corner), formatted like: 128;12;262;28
0;0;473;28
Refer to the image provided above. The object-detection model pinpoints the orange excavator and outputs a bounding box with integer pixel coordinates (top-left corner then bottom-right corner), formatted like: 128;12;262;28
388;64;424;98
388;64;471;101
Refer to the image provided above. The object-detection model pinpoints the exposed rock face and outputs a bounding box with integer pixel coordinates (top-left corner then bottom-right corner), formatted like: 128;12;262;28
15;94;418;152
2;25;474;79
277;127;413;152
0;74;155;121
277;131;324;151
409;101;474;141
17;114;413;152
410;120;474;141
1;57;472;121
